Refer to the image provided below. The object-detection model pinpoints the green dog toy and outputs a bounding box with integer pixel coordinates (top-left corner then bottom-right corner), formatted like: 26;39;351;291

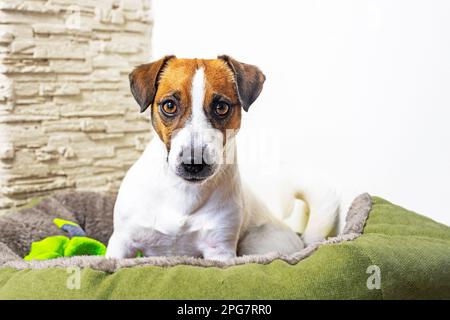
24;218;106;261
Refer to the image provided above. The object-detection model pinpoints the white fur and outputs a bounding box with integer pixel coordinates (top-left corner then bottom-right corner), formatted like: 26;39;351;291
106;68;339;260
240;171;341;245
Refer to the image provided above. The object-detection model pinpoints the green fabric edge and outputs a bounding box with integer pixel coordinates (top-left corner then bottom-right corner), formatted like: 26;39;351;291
1;196;449;299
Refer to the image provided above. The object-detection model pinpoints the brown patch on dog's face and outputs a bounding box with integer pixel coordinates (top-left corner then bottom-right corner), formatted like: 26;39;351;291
151;58;242;150
151;59;197;150
202;60;242;142
129;56;265;152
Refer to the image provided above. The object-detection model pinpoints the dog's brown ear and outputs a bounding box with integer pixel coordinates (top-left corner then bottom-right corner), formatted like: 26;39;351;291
129;55;175;113
218;55;266;112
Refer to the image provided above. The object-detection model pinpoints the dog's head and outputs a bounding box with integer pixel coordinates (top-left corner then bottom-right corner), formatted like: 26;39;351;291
129;56;265;183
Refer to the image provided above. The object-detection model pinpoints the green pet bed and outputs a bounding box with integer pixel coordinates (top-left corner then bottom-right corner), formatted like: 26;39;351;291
0;192;449;299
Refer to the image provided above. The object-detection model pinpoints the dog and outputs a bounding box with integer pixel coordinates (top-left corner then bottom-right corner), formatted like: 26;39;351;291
105;55;339;260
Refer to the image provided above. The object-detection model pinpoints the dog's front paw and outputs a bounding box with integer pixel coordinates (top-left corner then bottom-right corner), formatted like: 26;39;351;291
105;232;135;259
203;250;236;262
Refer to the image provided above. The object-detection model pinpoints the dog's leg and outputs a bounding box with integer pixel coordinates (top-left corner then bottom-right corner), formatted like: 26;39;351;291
203;246;237;261
105;232;136;258
294;183;340;246
201;235;238;261
238;223;304;255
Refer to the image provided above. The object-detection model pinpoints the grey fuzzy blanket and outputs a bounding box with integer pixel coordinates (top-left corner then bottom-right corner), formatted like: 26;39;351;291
0;192;372;271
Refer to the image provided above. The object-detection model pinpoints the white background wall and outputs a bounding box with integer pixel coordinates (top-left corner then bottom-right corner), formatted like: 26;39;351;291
152;0;450;225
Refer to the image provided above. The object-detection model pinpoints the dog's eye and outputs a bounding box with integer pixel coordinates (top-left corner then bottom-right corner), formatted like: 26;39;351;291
161;100;177;116
213;102;230;117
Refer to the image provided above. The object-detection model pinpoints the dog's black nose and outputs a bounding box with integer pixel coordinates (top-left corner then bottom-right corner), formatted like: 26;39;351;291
181;162;207;174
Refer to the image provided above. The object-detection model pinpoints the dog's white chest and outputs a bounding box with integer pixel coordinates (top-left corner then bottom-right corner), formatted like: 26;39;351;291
129;208;223;257
148;206;190;235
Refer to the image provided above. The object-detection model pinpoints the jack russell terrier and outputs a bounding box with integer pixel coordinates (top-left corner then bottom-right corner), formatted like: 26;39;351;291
106;55;339;261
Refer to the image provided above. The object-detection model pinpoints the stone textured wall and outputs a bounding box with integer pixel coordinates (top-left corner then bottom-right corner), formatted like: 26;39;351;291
0;0;153;212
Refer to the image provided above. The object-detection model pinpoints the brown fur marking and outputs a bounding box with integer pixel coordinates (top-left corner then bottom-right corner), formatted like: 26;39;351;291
130;56;265;151
151;58;242;150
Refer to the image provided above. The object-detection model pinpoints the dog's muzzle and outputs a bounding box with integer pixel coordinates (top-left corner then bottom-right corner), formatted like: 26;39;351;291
175;145;217;182
177;160;214;182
